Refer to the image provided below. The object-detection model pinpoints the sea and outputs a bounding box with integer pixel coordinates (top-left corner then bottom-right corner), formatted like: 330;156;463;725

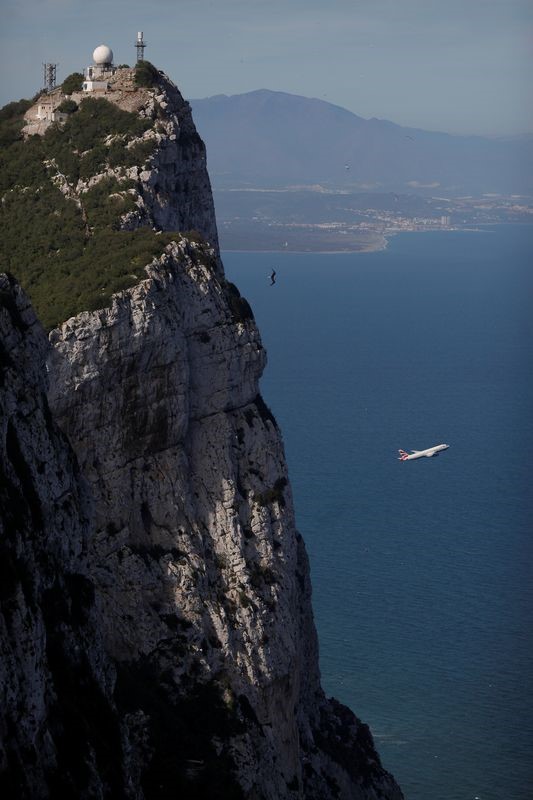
223;225;533;800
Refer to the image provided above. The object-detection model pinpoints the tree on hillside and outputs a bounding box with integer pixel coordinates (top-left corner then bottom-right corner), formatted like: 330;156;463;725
135;61;159;88
57;99;78;114
62;72;84;95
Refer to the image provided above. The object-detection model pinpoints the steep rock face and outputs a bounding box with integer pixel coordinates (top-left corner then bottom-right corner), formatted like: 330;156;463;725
0;275;132;799
48;240;402;800
3;65;403;799
121;75;220;248
88;68;221;255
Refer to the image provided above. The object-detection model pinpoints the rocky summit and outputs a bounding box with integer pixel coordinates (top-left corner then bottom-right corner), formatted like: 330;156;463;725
0;63;403;799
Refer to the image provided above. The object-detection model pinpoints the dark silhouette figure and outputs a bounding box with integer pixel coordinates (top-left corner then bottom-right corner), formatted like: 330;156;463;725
270;269;276;286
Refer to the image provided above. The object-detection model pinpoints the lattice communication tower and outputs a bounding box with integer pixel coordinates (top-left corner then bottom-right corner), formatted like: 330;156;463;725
43;63;58;93
135;32;146;62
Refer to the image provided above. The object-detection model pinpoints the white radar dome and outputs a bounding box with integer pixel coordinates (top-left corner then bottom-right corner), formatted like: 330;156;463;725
93;45;113;65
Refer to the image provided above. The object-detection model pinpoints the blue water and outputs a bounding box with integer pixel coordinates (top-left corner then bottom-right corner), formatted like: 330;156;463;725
223;226;533;800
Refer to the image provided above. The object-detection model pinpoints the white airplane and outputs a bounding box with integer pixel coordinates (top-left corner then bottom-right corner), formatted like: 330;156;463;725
398;444;449;461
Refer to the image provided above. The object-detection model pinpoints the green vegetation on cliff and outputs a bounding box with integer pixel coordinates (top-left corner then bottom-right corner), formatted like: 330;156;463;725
57;99;78;115
135;60;160;88
61;72;84;95
0;99;33;146
0;96;177;330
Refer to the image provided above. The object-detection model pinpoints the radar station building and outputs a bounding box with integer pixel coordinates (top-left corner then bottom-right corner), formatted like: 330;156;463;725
83;45;117;92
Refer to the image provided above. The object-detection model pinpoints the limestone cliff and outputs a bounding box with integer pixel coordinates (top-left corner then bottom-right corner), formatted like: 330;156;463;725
1;65;403;799
23;66;220;255
0;275;131;798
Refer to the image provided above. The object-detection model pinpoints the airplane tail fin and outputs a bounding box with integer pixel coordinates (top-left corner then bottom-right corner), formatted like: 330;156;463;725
398;449;409;461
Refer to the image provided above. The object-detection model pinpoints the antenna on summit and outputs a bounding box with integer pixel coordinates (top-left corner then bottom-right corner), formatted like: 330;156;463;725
43;63;58;93
135;31;146;62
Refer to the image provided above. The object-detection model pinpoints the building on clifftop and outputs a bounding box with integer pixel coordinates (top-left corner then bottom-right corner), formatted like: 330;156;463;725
83;44;116;92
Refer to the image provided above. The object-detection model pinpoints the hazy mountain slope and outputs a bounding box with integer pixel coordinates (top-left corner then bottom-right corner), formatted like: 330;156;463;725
190;89;532;195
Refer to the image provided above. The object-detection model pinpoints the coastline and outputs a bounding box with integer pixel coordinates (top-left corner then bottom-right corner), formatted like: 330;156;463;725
219;226;500;256
220;234;390;256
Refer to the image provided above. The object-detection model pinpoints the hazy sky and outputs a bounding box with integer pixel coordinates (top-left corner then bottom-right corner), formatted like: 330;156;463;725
2;0;532;135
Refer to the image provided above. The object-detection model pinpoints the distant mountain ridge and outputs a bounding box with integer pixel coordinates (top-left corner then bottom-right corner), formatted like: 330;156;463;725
190;89;533;196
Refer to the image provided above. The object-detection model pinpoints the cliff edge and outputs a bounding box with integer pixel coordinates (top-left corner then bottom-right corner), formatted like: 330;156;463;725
0;64;403;799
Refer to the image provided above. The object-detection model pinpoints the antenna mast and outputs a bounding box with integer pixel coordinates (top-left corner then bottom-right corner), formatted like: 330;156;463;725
43;63;58;92
135;31;146;62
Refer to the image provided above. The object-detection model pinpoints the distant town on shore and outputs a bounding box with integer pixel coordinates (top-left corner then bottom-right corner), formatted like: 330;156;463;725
213;188;533;252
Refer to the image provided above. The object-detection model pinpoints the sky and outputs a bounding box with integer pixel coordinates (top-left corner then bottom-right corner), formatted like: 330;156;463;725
1;0;532;136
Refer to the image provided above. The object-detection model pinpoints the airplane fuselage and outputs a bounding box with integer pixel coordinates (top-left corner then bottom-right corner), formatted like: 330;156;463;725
398;444;449;461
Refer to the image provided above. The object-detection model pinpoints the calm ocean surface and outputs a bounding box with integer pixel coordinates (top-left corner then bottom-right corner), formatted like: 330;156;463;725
223;226;533;800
